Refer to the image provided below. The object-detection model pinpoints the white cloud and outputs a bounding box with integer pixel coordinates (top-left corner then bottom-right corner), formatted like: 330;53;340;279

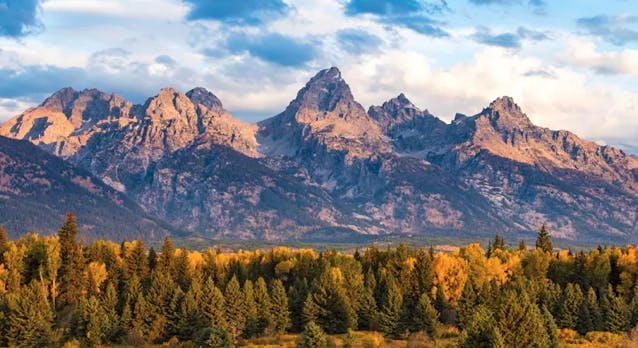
562;39;638;75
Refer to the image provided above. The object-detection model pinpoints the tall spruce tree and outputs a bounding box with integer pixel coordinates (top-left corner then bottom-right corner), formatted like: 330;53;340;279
602;287;630;333
413;292;438;338
458;305;504;348
270;279;290;334
378;274;404;337
57;212;86;309
496;289;550;347
541;306;559;348
202;277;226;329
224;275;247;340
303;268;355;334
243;280;259;338
253;277;272;335
535;224;553;252
297;321;328;348
0;224;8;264
557;283;584;329
6;281;55;347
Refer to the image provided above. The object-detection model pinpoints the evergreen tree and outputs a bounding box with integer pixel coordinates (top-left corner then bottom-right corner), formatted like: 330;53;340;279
518;240;528;252
585;287;603;331
378;274;404;337
243;280;259;338
195;326;232;348
576;300;593;335
303;268;355;334
434;285;454;324
541;306;559;348
158;236;175;275
176;277;207;340
125;238;149;281
413;292;438;338
493;233;505;251
602;287;630;333
458;305;504;348
557;283;584;329
102;282;120;342
57;212;86;309
74;295;111;346
270;279;290;334
148;246;158;272
535;224;553;252
224;275;247;340
457;280;478;329
253;277;272;335
202;277;226;328
289;278;309;332
6;281;55;347
496;289;549;347
357;287;378;331
297;321;328;348
145;271;174;341
0;224;8;264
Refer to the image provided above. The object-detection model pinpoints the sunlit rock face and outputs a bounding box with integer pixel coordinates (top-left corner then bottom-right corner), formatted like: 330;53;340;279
2;68;638;243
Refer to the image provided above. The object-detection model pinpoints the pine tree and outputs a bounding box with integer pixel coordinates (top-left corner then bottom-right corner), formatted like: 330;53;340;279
57;212;87;309
224;275;247;341
243;280;259;338
557;283;584;329
0;224;8;264
576;300;593;335
74;295;111;346
586;287;603;331
303;268;355;334
602;287;630;333
158;236;175;275
518;240;528;252
102;282;120;342
434;285;453;324
270;279;290;334
177;277;207;340
414;292;438;338
541;305;559;348
148;246;158;272
6;281;55;347
458;305;504;348
195;326;232;348
378;274;404;337
202;277;226;328
457;280;478;329
253;277;272;335
125;238;149;281
289;278;309;332
496;289;549;347
357;287;378;331
297;321;328;348
493;233;505;251
535;224;553;252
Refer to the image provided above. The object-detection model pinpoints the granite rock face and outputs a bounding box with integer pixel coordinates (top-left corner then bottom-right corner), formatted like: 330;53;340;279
2;67;638;243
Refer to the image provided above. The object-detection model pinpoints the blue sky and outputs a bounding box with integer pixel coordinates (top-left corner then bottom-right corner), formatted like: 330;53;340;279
1;0;638;152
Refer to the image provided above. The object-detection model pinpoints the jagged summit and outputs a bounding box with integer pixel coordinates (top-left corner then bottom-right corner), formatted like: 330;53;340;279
186;87;223;111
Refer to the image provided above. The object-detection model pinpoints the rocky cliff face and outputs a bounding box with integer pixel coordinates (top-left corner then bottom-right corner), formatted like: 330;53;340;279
0;136;172;240
374;94;638;240
2;68;638;243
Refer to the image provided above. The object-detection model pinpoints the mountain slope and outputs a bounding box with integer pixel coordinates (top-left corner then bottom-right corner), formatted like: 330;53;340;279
373;95;638;241
0;136;173;240
2;68;638;244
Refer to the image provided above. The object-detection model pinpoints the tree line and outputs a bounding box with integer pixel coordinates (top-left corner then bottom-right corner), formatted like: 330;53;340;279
1;214;638;347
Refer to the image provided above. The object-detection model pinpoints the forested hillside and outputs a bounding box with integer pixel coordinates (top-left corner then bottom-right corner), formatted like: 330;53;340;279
2;215;638;347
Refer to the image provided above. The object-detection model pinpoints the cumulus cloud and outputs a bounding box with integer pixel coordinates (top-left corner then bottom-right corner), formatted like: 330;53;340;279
343;0;449;37
563;39;638;75
0;0;45;37
220;32;319;67
577;15;638;46
468;0;545;12
182;0;289;25
471;26;549;48
336;28;383;55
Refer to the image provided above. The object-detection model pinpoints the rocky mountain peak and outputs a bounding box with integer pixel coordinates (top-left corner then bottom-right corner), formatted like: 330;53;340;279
41;87;77;112
186;87;223;112
292;66;356;113
142;87;198;124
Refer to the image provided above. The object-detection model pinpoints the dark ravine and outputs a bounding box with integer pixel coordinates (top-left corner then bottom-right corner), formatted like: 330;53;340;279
1;67;637;244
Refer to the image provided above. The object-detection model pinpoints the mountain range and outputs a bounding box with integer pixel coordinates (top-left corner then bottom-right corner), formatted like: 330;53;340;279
1;67;637;244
